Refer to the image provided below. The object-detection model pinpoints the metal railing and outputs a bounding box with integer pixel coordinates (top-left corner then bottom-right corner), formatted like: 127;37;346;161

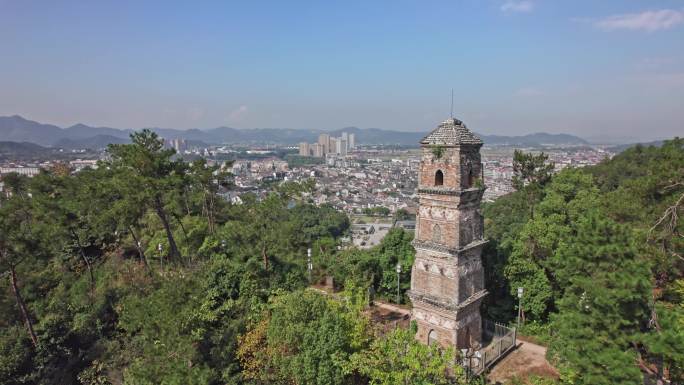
464;320;517;375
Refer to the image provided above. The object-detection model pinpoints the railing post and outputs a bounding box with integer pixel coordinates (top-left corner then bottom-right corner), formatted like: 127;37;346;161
498;338;502;356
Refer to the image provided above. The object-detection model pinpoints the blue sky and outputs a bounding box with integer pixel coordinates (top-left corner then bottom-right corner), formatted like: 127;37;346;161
1;0;683;141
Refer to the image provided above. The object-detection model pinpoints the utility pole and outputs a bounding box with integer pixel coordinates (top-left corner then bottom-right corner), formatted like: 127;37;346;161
396;263;402;304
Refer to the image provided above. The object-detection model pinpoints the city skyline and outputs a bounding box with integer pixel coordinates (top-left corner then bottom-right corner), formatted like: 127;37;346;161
1;1;683;141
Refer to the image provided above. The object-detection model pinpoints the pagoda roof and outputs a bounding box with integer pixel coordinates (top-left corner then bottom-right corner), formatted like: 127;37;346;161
420;118;483;146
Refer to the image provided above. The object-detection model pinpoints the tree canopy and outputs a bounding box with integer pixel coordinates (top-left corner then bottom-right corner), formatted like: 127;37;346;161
483;138;684;384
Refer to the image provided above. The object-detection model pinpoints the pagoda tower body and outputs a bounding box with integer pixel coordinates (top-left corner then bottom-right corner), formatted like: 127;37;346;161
408;118;487;349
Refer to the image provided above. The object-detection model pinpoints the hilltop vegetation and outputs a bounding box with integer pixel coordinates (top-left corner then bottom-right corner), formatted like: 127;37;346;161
483;138;684;384
0;130;467;385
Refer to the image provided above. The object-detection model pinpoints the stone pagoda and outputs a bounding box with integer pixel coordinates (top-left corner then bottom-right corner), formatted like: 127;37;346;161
408;117;487;349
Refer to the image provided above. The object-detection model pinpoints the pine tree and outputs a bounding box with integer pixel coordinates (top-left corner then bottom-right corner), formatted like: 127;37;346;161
548;211;651;385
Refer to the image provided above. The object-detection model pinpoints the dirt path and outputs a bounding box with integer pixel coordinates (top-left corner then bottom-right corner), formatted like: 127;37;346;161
373;300;411;315
487;340;558;384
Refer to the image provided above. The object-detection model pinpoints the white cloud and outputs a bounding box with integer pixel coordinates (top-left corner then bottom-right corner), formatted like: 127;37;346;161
594;9;684;32
228;105;248;121
500;1;533;13
515;87;544;97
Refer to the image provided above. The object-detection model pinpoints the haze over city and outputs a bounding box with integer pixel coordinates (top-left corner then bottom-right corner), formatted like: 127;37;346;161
1;0;683;142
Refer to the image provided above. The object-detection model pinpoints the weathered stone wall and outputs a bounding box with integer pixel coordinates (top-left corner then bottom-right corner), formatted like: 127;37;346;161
459;248;486;298
419;146;483;189
411;247;485;307
412;301;483;349
416;201;483;249
419;148;461;188
456;257;484;302
415;319;457;348
456;305;483;348
416;206;460;248
457;147;483;189
456;206;484;247
410;254;459;299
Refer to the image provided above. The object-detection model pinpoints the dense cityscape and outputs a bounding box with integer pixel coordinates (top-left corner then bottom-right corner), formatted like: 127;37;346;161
0;133;613;209
0;134;614;207
0;133;614;252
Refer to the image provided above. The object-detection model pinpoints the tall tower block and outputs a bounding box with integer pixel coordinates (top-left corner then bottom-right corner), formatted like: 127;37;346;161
408;118;487;349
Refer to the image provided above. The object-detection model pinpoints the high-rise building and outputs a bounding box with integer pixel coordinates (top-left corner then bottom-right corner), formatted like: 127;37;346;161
165;138;187;153
408;117;486;349
318;134;330;154
348;133;355;149
329;137;339;154
298;142;310;156
333;138;347;155
311;143;324;157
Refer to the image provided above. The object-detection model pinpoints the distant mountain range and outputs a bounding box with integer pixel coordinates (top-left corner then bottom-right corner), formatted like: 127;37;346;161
0;115;589;149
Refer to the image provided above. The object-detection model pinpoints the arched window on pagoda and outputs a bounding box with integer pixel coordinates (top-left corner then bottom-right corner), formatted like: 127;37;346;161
428;329;438;346
435;170;444;186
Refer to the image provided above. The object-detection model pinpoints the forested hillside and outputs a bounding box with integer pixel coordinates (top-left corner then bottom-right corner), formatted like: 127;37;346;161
0;130;466;385
483;138;684;384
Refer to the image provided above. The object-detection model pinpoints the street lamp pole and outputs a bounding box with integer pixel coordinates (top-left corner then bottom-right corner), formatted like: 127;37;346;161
517;287;524;328
136;241;143;264
158;243;163;271
307;248;313;283
395;263;402;304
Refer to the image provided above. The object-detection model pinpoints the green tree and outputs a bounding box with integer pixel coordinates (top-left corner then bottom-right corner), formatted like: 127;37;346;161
326;228;414;303
393;208;413;221
504;169;600;320
639;302;684;383
512;150;555;218
118;276;214;385
0;325;34;384
238;289;370;385
186;159;231;234
0;174;41;347
547;212;651;385
30;171;102;287
107;129;185;262
482;191;531;321
346;323;465;385
103;166;152;268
